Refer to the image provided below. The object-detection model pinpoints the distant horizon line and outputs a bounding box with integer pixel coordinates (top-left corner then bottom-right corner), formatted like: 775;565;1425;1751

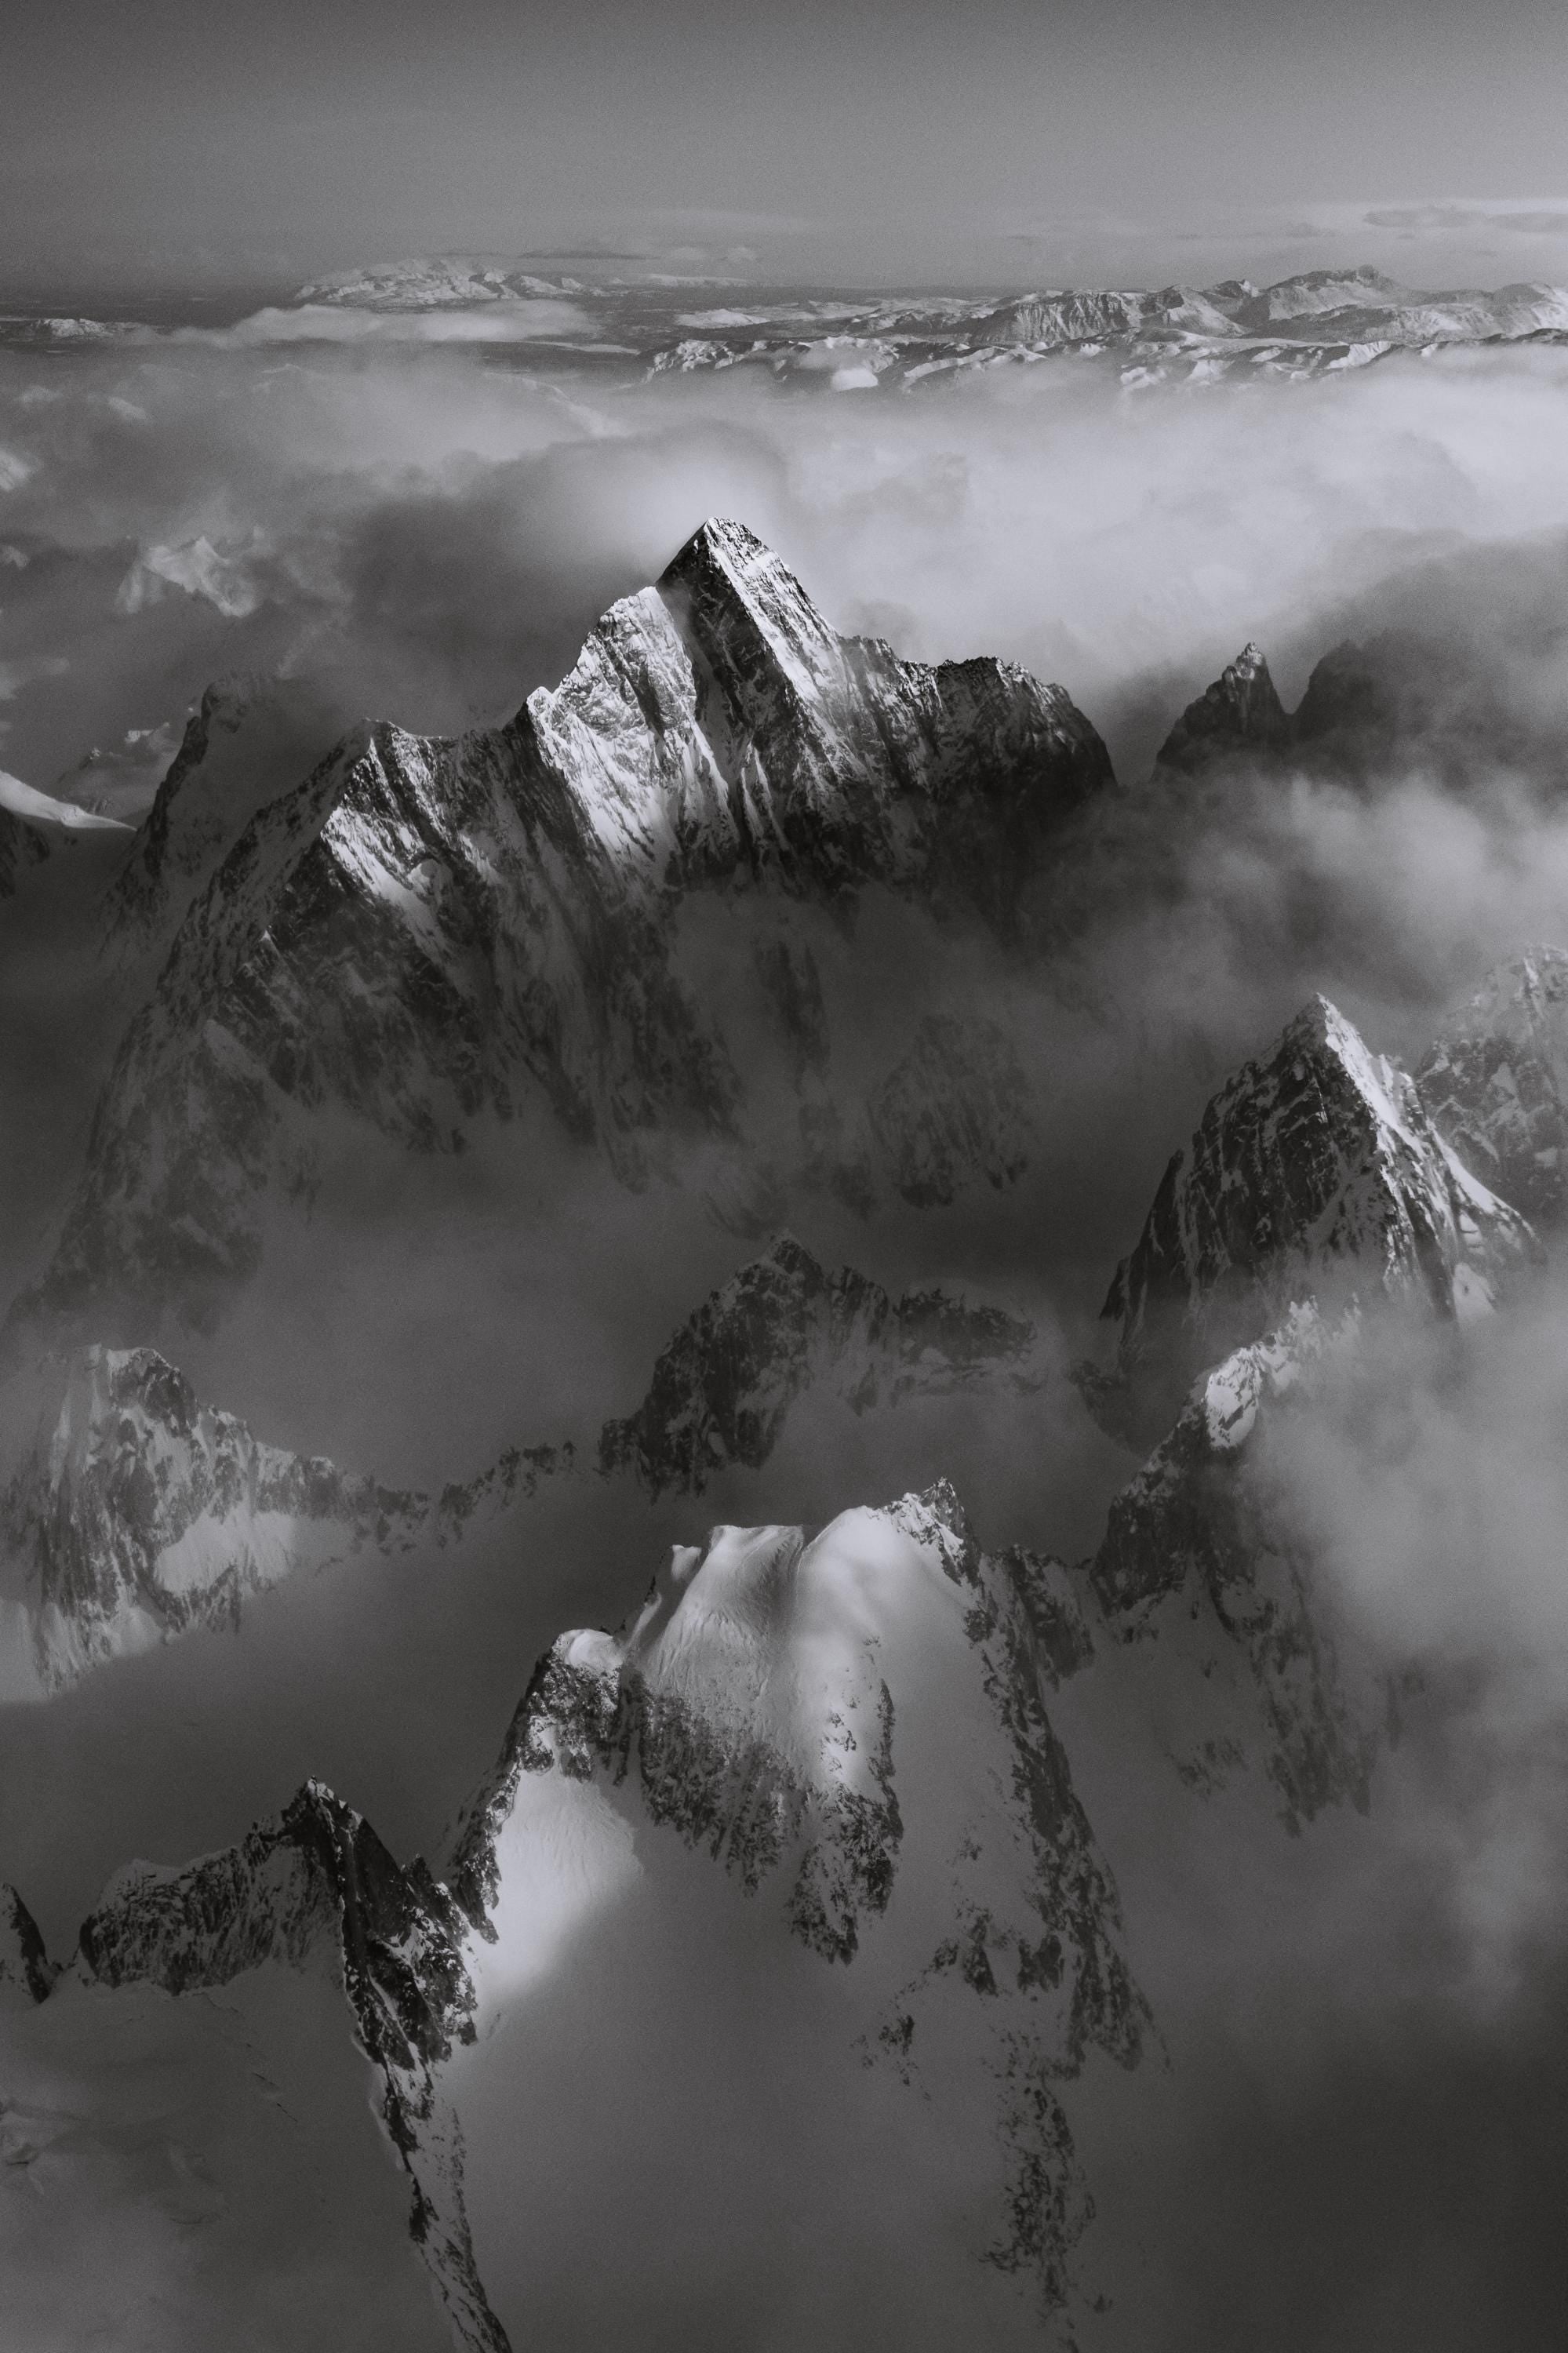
4;253;1566;324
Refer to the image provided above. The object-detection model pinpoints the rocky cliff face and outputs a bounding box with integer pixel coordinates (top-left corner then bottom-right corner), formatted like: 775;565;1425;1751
1091;1304;1382;1827
0;1885;53;2002
865;1012;1033;1205
3;1227;1031;1696
1416;947;1568;1223
74;1778;505;2353
598;1235;1041;1494
1084;995;1536;1442
1147;627;1539;790
30;520;1111;1332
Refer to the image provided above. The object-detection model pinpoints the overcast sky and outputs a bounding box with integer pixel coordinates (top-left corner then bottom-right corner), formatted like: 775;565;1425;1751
5;0;1568;295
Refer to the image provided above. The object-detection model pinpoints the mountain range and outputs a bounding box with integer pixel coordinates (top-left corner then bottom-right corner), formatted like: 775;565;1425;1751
3;512;1566;2348
10;262;1568;394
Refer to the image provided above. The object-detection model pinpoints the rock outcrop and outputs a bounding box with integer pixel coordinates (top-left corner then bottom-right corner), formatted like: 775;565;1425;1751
598;1235;1041;1494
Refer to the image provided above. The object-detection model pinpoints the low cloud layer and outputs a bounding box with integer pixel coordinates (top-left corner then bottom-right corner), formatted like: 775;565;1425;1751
10;327;1568;796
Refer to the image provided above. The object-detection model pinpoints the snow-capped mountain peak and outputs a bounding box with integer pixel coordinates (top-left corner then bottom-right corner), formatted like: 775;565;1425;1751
28;525;1111;1330
1086;994;1537;1438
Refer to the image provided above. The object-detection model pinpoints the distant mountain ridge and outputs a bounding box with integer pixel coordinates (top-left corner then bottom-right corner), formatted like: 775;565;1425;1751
12;262;1567;390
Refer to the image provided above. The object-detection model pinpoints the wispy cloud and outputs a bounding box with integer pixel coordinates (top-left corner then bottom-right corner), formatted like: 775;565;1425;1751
1366;202;1568;237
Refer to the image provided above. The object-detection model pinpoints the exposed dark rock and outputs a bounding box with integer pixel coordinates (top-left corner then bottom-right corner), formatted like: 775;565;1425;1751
76;1779;507;2353
1152;641;1290;777
0;1885;54;2003
597;1233;1040;1494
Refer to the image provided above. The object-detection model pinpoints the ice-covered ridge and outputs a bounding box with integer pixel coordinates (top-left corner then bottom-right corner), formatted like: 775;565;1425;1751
0;770;130;834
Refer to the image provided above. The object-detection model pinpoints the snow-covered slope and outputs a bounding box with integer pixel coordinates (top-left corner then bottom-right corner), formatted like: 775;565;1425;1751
1416;946;1568;1222
297;258;583;307
598;1235;1041;1493
1083;995;1537;1441
1;769;129;898
0;772;130;837
18;1482;1144;2350
447;1481;1142;2325
29;519;1111;1329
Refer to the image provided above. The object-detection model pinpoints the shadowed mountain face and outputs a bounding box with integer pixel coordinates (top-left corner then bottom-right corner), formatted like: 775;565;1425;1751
1151;624;1548;789
1416;947;1568;1225
598;1235;1041;1495
1152;642;1290;777
23;518;1112;1338
0;806;50;900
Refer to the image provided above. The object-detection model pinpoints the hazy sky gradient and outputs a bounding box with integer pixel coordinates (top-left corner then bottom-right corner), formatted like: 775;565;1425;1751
6;0;1568;293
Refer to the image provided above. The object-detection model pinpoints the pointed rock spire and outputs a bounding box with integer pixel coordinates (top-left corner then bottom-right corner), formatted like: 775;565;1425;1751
1152;641;1290;777
0;1884;54;2002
